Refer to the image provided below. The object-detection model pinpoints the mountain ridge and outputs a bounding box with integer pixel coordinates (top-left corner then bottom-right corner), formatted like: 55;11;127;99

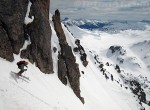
62;18;150;33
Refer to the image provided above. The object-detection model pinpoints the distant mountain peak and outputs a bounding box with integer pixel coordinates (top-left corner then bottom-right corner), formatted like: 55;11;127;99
62;18;150;33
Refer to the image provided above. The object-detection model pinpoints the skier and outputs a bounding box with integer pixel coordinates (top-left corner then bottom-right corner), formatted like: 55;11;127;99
17;61;28;76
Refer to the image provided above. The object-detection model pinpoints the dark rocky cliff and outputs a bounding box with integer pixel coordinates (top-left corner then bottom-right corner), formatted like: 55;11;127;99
0;0;28;61
53;9;84;104
21;0;53;73
0;0;53;73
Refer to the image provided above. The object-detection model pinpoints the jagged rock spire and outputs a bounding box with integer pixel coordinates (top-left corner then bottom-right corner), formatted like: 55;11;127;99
53;9;84;104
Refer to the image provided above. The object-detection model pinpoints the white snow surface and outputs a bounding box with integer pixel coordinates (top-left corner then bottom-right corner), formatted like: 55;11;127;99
64;24;150;110
0;17;150;110
24;1;34;25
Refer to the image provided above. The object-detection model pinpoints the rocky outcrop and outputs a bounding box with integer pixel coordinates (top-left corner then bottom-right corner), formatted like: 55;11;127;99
0;21;13;61
74;39;88;67
52;10;67;45
53;9;84;104
0;0;28;61
0;0;53;73
21;45;34;63
58;53;67;85
108;46;126;56
21;0;53;74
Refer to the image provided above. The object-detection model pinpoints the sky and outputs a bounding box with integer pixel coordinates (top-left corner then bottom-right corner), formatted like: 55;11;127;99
50;0;150;21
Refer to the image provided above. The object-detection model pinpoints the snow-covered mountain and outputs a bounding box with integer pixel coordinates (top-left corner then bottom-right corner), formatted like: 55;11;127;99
63;23;150;110
62;18;150;33
1;12;150;110
1;1;150;108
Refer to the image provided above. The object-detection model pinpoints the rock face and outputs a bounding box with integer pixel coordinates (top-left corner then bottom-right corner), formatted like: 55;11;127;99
52;10;67;45
0;21;13;61
53;9;84;104
58;53;67;85
0;0;28;61
21;0;53;73
74;39;88;67
0;0;53;73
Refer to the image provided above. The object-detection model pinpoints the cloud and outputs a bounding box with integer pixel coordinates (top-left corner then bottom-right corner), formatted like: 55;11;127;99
50;0;150;21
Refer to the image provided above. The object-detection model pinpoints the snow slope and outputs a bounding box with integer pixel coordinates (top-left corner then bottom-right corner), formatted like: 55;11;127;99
0;21;85;110
0;16;150;110
64;24;150;110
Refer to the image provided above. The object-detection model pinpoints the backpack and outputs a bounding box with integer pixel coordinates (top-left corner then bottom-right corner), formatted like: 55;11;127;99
17;61;25;66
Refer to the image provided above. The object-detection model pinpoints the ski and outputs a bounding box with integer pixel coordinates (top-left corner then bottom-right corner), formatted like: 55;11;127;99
10;71;30;81
19;75;30;81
